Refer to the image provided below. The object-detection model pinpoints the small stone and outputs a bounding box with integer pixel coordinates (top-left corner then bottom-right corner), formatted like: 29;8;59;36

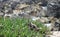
0;12;4;16
31;17;40;21
18;4;29;9
28;22;41;31
39;17;49;23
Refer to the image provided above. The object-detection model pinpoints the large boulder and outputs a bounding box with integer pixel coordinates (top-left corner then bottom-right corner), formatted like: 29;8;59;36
47;2;60;18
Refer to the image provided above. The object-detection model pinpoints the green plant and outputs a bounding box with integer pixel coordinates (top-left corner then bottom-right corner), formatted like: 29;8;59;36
0;18;48;37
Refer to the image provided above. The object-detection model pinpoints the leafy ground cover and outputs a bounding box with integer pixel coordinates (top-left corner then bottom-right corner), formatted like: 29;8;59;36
0;17;48;37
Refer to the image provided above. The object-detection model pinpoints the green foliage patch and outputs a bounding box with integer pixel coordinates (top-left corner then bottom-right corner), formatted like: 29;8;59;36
0;18;48;37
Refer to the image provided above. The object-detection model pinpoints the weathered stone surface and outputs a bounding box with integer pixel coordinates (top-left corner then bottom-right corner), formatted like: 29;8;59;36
46;31;60;37
47;2;60;18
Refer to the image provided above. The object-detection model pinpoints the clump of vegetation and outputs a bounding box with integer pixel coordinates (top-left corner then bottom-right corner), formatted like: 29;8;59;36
0;17;48;37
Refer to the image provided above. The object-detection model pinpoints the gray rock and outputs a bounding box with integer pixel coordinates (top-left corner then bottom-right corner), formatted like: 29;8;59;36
47;2;60;18
0;11;4;17
54;22;60;31
44;23;52;30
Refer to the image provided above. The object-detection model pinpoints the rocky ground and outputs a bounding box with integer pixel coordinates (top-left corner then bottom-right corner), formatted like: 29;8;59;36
0;0;60;37
46;31;60;37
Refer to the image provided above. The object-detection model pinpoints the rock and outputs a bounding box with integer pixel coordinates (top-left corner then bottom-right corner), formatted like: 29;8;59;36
40;8;47;17
4;10;9;13
38;0;48;6
19;0;41;4
4;14;13;18
2;0;8;2
31;16;40;21
46;31;60;37
17;4;42;17
29;11;38;17
53;22;60;31
54;22;60;27
11;2;19;10
13;10;23;16
5;9;13;14
16;4;30;10
44;23;53;30
44;23;52;27
0;11;4;17
42;6;47;11
27;4;42;17
0;12;4;16
28;22;42;31
18;13;30;19
47;2;60;18
19;0;32;4
40;17;49;23
10;0;20;2
0;0;3;2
